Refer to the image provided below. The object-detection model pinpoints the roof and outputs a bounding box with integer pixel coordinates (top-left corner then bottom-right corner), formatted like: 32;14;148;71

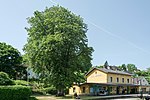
86;67;133;76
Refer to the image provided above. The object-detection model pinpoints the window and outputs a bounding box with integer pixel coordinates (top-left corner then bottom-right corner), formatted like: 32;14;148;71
122;78;124;83
90;88;93;93
117;77;119;83
73;87;76;93
95;71;97;74
83;87;85;93
127;79;129;83
110;77;113;82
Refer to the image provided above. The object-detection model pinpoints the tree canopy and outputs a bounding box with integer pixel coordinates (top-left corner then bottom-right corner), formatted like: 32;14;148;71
0;42;24;79
24;6;93;93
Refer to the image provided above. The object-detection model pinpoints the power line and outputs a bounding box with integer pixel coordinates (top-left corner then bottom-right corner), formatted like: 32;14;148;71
49;0;150;55
88;20;150;55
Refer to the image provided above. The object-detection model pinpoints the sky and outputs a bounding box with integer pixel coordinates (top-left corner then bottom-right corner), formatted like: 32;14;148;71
0;0;150;70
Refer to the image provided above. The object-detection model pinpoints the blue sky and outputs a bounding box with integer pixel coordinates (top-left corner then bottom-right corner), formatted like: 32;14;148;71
0;0;150;70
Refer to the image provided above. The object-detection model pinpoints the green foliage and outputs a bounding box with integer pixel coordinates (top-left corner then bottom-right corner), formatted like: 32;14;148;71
136;70;148;76
32;86;58;95
30;81;57;95
29;97;38;100
127;64;137;73
0;85;31;100
118;64;127;71
24;6;93;92
136;70;150;84
117;64;138;74
32;88;46;95
0;42;25;79
43;86;57;95
0;72;15;85
29;81;45;90
96;65;104;68
15;80;29;86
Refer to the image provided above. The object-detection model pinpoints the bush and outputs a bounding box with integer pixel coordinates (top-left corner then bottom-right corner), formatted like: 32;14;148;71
29;81;43;89
0;72;15;85
15;80;29;86
32;88;46;95
44;86;57;95
0;85;32;100
32;86;57;95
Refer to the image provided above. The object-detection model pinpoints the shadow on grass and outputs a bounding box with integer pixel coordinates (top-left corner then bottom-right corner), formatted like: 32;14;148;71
30;97;38;100
56;95;73;99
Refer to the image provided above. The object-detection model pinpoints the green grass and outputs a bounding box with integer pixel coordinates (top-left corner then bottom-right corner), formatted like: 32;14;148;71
30;97;38;100
56;95;73;99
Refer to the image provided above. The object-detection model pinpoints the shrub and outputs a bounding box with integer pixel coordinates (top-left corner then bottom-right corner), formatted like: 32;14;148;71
32;86;57;95
29;81;41;89
44;86;57;95
0;72;15;85
15;80;29;86
32;88;46;95
0;85;31;100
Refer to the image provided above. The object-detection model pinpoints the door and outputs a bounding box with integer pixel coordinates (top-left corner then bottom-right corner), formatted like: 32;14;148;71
116;86;120;94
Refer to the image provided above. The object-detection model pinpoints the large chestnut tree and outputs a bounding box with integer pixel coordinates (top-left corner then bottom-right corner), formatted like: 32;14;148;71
24;6;93;93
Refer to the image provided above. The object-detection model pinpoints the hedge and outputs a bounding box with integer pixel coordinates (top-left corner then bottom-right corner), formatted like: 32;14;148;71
0;85;31;100
44;86;57;95
15;80;29;86
0;72;15;85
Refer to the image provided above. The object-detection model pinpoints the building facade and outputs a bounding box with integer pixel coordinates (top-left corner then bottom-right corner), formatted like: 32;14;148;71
132;76;150;93
69;67;148;95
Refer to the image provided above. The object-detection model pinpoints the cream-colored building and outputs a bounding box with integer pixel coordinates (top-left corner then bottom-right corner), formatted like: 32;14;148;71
69;67;149;95
132;76;150;92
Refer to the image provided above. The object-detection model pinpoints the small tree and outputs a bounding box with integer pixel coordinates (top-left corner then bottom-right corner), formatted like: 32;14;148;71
0;42;24;79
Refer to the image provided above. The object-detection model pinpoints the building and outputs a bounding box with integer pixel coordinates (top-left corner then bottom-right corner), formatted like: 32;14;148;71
132;76;150;93
69;67;143;95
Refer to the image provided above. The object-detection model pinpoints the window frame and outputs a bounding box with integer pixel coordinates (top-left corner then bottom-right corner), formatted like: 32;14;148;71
127;79;129;83
110;77;113;82
117;77;119;83
122;78;124;83
83;87;86;93
73;87;76;93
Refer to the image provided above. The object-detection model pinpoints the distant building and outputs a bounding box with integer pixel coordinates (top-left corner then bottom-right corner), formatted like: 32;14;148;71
69;66;150;95
133;76;149;85
27;68;39;79
132;76;149;93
